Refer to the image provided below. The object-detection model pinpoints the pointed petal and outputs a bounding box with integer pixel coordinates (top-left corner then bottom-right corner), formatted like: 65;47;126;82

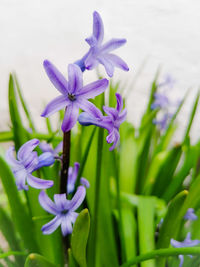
61;215;73;236
37;152;55;169
77;79;108;99
115;93;123;112
23;151;39;173
68;211;79;224
106;129;120;151
41;215;62;235
67;162;80;194
100;38;127;54
179;255;184;267
117;108;127;125
68;186;86;211
39;142;53;153
6;147;21;168
27;174;53;189
103;106;118;120
68;64;83;94
14;169;28;191
41;95;69;117
39;190;59;215
98;56;114;77
80;177;90;188
61;104;79;132
92;11;104;44
43;60;69;95
85;35;98;47
54;141;63;154
78;112;112;130
77;99;103;119
106;54;129;72
54;194;68;211
17;139;39;161
84;48;98;70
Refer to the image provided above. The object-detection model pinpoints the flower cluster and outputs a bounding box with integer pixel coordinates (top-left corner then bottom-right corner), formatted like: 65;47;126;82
6;10;128;237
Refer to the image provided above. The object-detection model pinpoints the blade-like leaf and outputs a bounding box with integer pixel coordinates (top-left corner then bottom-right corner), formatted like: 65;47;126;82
24;253;57;267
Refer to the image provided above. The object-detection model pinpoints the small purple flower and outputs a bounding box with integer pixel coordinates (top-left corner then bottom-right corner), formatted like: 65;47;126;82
41;61;108;132
78;93;126;150
153;113;170;130
39;186;86;236
75;11;129;77
184;208;198;221
171;233;200;267
39;141;63;158
6;139;54;190
151;92;169;110
67;162;90;194
158;74;176;89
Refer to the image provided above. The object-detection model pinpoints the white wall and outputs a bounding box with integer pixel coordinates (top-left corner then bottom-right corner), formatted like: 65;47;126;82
1;0;200;141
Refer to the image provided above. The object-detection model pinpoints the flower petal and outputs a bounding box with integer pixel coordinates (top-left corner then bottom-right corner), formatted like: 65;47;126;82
67;162;80;194
115;93;123;113
41;215;62;235
68;64;83;94
77;79;108;99
68;186;86;211
100;38;127;54
39;142;53;153
78;112;112;130
54;141;63;154
92;11;104;44
6;147;21;168
36;152;55;170
27;174;53;189
106;129;120;151
98;56;114;77
80;177;90;188
61;104;79;132
84;48;98;70
17;139;39;161
43;60;69;95
23;151;39;173
39;191;59;215
77;99;103;119
103;106;118;120
14;169;28;191
106;54;129;72
61;215;73;236
54;194;68;211
41;95;69;117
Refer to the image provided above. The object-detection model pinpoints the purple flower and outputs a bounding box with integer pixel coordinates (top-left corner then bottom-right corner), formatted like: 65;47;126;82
151;92;169;110
78;93;126;150
67;162;90;194
158;74;176;89
39;141;63;158
6;139;54;190
39;186;86;236
153;113;170;130
41;61;108;132
171;233;200;267
75;11;129;77
184;208;198;221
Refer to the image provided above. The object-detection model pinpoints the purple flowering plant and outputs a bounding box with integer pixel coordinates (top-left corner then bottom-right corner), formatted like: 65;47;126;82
1;10;200;267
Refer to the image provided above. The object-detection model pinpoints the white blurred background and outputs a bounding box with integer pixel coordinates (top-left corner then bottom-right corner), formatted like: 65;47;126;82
0;0;200;141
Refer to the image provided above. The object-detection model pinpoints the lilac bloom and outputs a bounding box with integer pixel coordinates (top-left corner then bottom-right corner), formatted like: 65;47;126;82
67;162;90;194
6;139;54;190
40;141;63;158
78;93;126;150
39;186;86;236
151;92;169;110
184;208;198;221
171;232;200;267
41;61;108;132
153;113;171;130
75;11;129;77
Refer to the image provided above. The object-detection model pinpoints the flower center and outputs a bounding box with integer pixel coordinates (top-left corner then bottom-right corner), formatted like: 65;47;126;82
61;210;68;215
68;93;76;101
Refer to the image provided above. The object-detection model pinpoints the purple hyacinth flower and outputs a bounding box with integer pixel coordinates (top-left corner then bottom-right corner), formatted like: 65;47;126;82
67;162;90;194
6;139;54;190
151;92;169;110
40;141;63;158
39;186;86;236
158;74;176;89
171;232;200;267
41;61;108;132
153;113;171;130
76;11;129;77
78;93;126;150
184;208;198;221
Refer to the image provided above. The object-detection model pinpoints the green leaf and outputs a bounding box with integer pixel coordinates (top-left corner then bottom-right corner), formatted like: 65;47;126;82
8;74;28;150
71;209;90;267
138;197;156;267
0;131;13;142
0;155;39;253
0;206;24;266
24;253;57;267
68;249;78;267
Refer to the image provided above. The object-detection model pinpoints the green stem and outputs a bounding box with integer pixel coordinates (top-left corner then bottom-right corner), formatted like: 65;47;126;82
91;127;104;266
0;251;27;259
120;247;200;267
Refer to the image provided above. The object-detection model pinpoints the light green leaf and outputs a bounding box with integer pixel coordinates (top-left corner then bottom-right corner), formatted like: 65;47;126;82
24;253;57;267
